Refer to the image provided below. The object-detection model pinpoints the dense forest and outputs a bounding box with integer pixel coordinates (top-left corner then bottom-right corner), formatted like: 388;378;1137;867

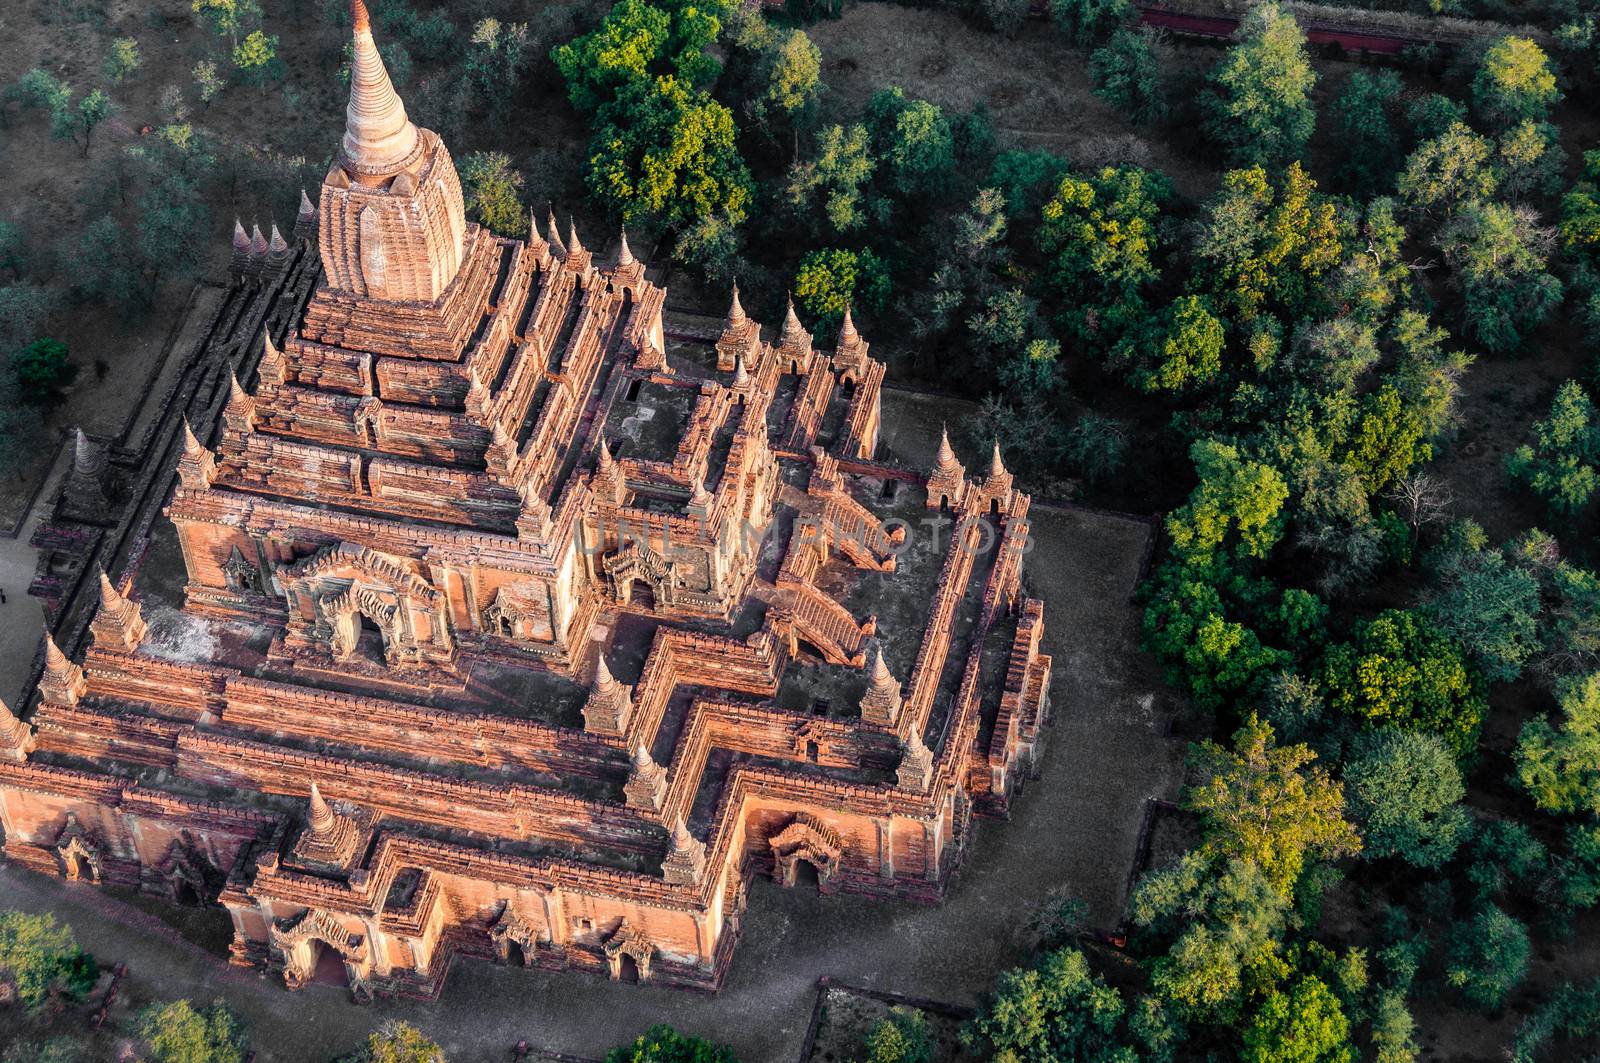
5;0;1600;1057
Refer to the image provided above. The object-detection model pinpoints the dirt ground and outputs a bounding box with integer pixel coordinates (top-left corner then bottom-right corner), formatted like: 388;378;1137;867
806;6;1220;202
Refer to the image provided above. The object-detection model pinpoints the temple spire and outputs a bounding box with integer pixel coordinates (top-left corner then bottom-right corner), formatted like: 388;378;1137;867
308;781;336;836
781;295;805;346
567;219;584;255
616;227;635;268
731;353;750;389
989;439;1007;479
341;0;420;175
837;306;859;348
546;209;567;258
935;425;958;470
726;281;747;328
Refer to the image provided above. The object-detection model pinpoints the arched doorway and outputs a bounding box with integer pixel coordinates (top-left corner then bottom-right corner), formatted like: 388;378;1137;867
312;942;351;987
769;814;843;892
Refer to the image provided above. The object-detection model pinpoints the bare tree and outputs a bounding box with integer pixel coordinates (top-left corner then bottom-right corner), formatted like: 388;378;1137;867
1388;472;1456;536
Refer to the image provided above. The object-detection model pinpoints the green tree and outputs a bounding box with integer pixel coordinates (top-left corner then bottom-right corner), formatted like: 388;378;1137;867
1425;537;1541;682
192;60;224;107
1089;26;1167;126
966;946;1175;1062
552;0;672;113
604;1025;739;1063
1131;852;1289;1021
1561;150;1600;277
1194;163;1340;319
457;152;526;237
1322;609;1486;759
586;76;753;231
1064;413;1128;486
1444;905;1530;1011
137;999;247;1063
1204;2;1316;168
1439;199;1562;355
75;89;113;157
75;216;146;311
752;29;821;131
1240;976;1354;1063
347;1022;445;1063
192;0;261;49
1509;977;1600;1063
1497;119;1566;202
1124;294;1225;393
998;338;1060;397
464;18;530;127
1167;439;1288;565
867;88;957;199
1039;164;1169;339
1185;717;1360;897
232;30;278;86
1506;380;1600;520
12;338;70;402
793;248;890;331
784;124;879;236
1330;70;1401;195
1048;0;1133;46
1473;36;1562;130
1397;122;1499;220
1342;729;1470;868
0;911;97;1010
1515;671;1600;816
861;1008;930;1063
1342;385;1431;495
104;37;141;83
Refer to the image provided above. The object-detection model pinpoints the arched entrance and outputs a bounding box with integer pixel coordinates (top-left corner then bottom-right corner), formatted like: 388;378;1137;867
55;815;102;883
769;814;843;892
269;909;373;1001
603;921;656;983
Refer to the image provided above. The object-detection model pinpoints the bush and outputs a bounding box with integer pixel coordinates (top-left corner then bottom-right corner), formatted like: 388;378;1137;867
137;999;247;1063
12;338;71;402
604;1025;739;1063
0;911;98;1010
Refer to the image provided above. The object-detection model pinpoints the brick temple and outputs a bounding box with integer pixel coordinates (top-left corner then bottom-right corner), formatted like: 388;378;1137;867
0;2;1052;999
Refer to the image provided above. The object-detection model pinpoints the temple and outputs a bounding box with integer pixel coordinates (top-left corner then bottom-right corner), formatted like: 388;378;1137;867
0;2;1052;998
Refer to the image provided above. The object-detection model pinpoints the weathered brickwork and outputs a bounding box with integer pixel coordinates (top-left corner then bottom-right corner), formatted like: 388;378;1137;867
0;0;1053;1001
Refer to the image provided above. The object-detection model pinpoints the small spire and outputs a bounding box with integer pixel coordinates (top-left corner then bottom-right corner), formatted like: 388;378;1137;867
259;330;284;386
224;371;255;432
182;418;205;457
597;438;616;473
731;353;750;389
230;220;251;275
73;429;102;476
616;227;634;268
44;630;70;676
294;190;317;244
726;280;747;328
632;743;652;769
935;425;958;470
670;817;694;853
567;219;583;254
98;569;122;613
546;209;566;258
868;644;895;689
308;781;336;836
781;295;805;345
593;654;617;692
690;477;711;509
267;222;289;260
249;223;268;259
989;439;1007;479
838;306;859;347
